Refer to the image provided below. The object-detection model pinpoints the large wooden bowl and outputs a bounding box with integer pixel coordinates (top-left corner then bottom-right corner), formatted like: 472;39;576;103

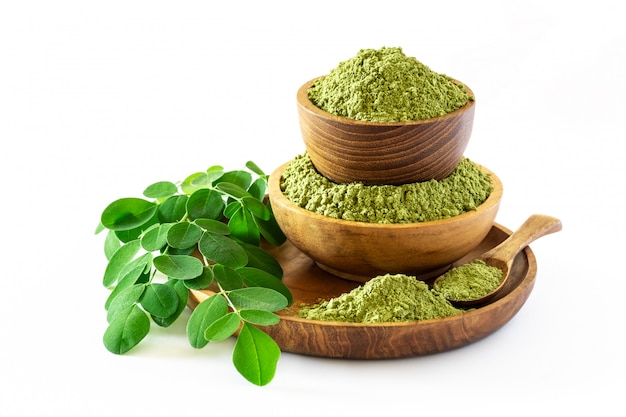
297;77;475;185
268;161;503;282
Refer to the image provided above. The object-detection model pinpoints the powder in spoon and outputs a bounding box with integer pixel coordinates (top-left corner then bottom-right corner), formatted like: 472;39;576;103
280;153;493;224
432;260;503;301
298;273;466;323
308;46;473;122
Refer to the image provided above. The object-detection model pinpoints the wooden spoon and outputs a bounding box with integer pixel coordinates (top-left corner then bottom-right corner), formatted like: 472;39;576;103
435;214;562;307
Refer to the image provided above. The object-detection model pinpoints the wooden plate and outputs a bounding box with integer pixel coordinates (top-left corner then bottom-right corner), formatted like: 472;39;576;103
188;223;537;359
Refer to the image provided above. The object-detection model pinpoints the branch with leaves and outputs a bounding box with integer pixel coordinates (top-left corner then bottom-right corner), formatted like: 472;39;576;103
95;161;292;386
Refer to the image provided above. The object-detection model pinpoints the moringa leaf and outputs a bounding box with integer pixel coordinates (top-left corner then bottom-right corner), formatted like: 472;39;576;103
140;283;179;318
152;279;189;328
101;198;158;231
166;222;203;249
141;223;173;251
239;310;280;326
153;254;203;280
233;323;280;386
186;295;228;349
238;242;283;279
106;284;146;323
212;264;243;291
228;206;260;246
183;266;214;290
143;181;178;199
228;287;288;312
158;195;188;223
242;196;270;220
187;188;224;220
103;304;150;354
103;239;142;288
204;312;241;342
198;231;248;268
237;267;292;305
193;218;231;235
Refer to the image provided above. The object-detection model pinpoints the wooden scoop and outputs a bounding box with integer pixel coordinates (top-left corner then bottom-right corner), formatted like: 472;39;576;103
435;214;562;307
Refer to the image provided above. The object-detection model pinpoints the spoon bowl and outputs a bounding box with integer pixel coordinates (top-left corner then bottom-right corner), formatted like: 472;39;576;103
434;214;562;307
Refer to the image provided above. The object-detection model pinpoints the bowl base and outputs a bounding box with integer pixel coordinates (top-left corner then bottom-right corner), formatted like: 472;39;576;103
315;262;453;283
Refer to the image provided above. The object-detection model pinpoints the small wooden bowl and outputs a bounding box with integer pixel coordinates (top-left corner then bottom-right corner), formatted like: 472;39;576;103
268;161;503;282
297;77;476;185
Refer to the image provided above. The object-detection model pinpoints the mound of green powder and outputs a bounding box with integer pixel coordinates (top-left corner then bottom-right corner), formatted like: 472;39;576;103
280;153;493;224
432;260;504;301
308;46;473;122
298;274;465;323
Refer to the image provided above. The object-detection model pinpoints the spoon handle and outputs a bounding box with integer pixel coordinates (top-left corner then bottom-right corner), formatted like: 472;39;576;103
482;214;562;264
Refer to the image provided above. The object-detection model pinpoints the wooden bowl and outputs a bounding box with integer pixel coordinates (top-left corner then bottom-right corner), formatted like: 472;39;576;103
297;77;475;185
268;161;503;282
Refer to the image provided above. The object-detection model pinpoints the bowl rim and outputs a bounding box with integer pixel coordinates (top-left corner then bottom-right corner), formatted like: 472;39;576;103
268;160;503;230
297;76;475;127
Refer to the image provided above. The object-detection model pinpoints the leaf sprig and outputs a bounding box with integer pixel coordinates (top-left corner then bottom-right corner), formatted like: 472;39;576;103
96;161;290;386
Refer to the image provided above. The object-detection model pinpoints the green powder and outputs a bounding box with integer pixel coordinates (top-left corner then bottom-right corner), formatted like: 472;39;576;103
308;46;473;122
298;274;465;323
432;260;503;301
280;153;493;224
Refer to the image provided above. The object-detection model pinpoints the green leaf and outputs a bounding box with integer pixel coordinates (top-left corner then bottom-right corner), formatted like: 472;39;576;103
103;239;142;287
215;170;252;190
245;160;265;176
237;267;292;305
153;254;204;280
212;264;243;291
246;178;267;203
167;222;203;249
228;287;288;312
103;304;150;354
233;323;280;386
104;230;122;260
101;198;158;231
143;181;178;199
193;218;230;235
106;284;146;322
140;283;179;318
238;242;283;279
158;195;188;223
184;266;214;290
152;279;189;327
113;210;159;243
204;312;241;342
215;182;251;199
239;310;280;326
186;295;228;349
254;201;286;246
104;265;149;310
198;231;248;268
187;188;225;220
141;223;173;251
228;206;260;246
242;196;270;220
224;201;241;218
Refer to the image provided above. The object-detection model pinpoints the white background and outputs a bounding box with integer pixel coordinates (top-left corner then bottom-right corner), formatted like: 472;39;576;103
1;1;623;415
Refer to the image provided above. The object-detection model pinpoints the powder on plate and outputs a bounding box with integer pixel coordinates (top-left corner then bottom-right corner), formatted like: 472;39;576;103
308;46;473;122
432;259;503;300
280;153;493;224
298;273;465;323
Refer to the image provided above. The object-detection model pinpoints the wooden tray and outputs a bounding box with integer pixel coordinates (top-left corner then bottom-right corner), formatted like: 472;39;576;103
188;223;537;359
